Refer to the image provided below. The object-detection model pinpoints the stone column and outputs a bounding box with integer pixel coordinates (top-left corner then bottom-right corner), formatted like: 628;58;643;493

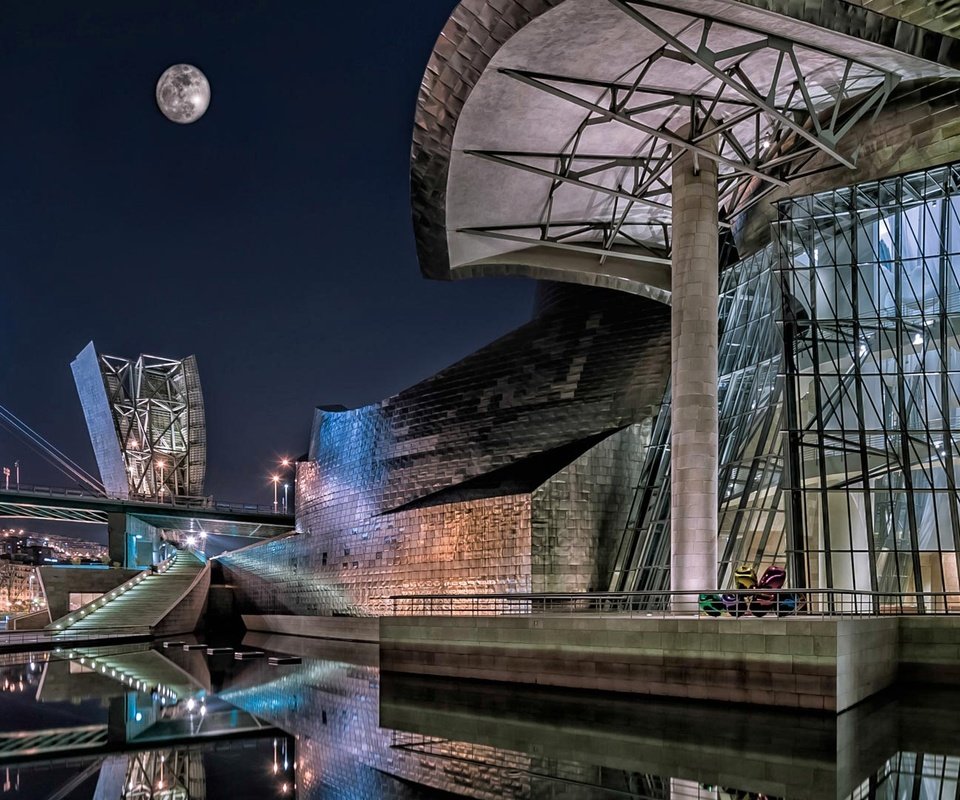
671;137;719;611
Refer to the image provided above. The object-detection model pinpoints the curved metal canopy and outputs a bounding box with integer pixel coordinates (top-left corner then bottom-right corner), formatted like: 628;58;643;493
412;0;960;300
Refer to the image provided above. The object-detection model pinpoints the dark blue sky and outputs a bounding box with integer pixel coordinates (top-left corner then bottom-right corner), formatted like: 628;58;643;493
0;1;535;510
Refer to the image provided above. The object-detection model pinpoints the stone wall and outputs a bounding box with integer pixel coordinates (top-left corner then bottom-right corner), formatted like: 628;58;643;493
900;616;960;682
380;616;844;710
836;618;899;711
380;615;960;713
154;562;210;636
38;565;140;623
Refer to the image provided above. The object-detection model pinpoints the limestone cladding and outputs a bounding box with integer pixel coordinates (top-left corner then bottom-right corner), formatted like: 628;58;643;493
670;138;720;600
379;616;910;712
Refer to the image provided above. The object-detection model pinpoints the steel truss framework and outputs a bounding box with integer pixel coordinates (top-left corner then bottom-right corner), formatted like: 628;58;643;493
123;749;205;800
99;354;206;500
460;0;898;267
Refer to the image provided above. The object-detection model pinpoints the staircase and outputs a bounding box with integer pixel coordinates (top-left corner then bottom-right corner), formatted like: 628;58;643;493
48;551;207;635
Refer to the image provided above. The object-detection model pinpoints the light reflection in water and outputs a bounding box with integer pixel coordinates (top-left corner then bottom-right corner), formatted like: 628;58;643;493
1;641;959;799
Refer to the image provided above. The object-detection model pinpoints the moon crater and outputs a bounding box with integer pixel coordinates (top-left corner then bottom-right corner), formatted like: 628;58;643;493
156;64;211;124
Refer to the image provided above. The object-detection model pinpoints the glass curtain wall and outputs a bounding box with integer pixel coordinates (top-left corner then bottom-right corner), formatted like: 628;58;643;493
778;163;960;609
611;246;787;593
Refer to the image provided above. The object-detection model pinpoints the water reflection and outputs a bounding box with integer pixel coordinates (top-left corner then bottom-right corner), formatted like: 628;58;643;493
853;754;960;800
0;643;293;799
0;636;958;799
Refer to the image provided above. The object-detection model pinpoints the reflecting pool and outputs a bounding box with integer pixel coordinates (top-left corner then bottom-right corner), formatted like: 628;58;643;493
0;634;956;799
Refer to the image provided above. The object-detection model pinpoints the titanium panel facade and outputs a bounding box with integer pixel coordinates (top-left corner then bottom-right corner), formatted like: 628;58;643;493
226;161;960;614
219;284;670;614
412;0;960;289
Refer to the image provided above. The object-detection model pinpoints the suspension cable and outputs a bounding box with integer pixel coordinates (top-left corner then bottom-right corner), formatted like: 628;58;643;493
0;403;106;495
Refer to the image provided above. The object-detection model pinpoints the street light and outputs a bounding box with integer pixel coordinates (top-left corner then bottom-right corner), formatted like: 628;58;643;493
279;458;294;515
270;475;280;512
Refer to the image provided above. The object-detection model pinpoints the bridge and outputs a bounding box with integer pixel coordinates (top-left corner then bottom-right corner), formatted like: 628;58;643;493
0;342;296;570
0;482;293;536
0;482;293;569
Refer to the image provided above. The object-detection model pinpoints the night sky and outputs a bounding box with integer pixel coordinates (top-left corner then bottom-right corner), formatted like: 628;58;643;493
0;1;536;517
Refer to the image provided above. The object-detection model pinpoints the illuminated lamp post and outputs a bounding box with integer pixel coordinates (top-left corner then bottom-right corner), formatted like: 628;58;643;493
156;460;166;499
279;458;294;514
270;475;280;513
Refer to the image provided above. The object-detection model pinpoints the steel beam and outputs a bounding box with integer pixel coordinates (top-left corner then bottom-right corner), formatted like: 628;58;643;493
458;227;672;265
464;149;672;210
501;68;789;187
609;0;870;170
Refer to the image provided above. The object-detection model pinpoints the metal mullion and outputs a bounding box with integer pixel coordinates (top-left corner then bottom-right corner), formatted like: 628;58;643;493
779;224;810;588
937;186;960;586
894;197;927;610
850;196;881;597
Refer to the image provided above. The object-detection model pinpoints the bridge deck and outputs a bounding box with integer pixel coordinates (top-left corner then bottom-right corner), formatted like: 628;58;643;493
0;485;293;537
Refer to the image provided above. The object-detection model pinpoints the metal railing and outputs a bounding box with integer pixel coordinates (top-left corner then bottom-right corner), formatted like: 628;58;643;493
389;589;960;617
0;482;288;516
0;626;152;650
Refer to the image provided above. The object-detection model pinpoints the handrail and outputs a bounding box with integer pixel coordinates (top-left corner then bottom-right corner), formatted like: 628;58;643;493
0;626;152;649
388;588;960;617
48;553;178;631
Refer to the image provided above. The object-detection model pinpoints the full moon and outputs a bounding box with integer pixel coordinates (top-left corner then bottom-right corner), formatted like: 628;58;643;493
156;64;211;124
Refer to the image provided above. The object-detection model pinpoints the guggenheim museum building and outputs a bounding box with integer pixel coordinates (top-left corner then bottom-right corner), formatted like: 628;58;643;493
220;0;960;618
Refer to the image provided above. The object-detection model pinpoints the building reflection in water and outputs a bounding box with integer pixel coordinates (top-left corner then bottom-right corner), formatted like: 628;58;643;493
2;640;960;798
221;633;960;800
0;644;293;800
851;754;960;800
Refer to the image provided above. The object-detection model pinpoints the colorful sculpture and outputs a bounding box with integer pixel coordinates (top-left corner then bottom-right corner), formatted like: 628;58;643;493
697;565;806;618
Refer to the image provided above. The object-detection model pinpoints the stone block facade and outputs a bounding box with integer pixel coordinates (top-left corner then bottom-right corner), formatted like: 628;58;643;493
380;615;845;710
